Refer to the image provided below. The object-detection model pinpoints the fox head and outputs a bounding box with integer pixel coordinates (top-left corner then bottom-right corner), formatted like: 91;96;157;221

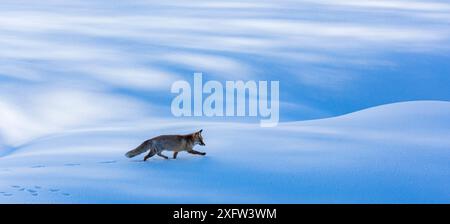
193;129;206;146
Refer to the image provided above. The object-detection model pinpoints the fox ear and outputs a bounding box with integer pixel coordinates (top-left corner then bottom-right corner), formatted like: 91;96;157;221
199;129;203;133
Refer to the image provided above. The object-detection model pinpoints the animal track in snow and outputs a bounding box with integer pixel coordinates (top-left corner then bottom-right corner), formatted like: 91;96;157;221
2;193;13;197
31;165;46;169
99;160;117;164
2;184;72;199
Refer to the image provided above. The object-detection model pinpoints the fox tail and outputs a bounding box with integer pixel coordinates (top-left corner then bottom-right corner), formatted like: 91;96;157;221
125;140;151;158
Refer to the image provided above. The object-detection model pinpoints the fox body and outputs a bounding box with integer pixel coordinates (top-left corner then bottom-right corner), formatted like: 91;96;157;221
125;130;206;161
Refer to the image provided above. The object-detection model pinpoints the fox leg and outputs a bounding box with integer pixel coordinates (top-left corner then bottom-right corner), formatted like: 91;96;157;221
144;149;156;161
157;152;169;160
188;149;206;156
173;152;179;159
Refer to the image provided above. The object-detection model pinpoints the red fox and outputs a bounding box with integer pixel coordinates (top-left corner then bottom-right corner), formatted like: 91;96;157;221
125;130;206;161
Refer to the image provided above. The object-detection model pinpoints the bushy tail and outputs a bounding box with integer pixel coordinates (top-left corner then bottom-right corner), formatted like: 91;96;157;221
125;140;151;158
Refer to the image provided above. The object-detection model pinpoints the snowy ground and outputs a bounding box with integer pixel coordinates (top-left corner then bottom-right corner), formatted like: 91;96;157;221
0;101;449;203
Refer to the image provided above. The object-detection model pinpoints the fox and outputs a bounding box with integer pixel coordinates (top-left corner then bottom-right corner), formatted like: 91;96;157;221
125;129;206;161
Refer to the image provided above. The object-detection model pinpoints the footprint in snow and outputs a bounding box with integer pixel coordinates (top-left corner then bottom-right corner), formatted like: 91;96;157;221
49;189;60;192
3;193;13;197
99;160;117;164
31;165;45;169
64;163;80;167
27;189;37;193
61;193;70;196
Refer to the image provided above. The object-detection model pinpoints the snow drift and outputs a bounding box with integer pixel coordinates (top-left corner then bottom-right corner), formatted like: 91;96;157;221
0;101;449;203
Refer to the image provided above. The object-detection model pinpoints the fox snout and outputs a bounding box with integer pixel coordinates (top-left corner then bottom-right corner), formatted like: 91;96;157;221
199;141;206;146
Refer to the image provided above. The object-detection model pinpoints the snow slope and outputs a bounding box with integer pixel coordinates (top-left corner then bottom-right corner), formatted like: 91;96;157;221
0;101;449;203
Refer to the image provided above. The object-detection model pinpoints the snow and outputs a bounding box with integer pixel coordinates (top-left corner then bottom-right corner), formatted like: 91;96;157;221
0;101;449;203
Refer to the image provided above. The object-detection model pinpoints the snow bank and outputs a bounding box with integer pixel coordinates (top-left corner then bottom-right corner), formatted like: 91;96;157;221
0;101;449;203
